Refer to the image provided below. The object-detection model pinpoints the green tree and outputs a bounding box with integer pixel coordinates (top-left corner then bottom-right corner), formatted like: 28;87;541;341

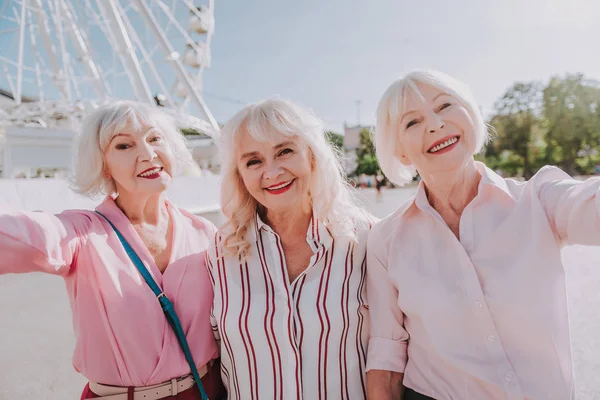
180;127;209;137
325;131;344;153
354;128;380;176
488;82;543;178
543;74;600;175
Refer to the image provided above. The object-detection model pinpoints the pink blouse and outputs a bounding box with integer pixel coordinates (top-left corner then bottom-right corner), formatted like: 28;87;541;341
0;197;218;387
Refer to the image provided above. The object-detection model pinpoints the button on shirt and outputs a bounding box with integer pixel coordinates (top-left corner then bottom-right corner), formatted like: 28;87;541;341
366;163;600;400
207;214;370;400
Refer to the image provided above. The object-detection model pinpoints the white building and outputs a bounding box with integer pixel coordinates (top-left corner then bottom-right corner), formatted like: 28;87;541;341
0;89;35;176
342;123;373;176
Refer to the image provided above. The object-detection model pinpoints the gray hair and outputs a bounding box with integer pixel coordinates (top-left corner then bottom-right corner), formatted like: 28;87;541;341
375;69;490;186
71;101;194;197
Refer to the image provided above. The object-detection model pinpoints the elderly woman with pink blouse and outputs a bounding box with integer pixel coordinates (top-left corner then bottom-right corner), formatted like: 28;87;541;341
366;70;600;400
0;102;225;400
207;98;373;399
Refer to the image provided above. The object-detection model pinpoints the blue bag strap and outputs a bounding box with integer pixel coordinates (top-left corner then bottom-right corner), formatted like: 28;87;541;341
95;211;209;400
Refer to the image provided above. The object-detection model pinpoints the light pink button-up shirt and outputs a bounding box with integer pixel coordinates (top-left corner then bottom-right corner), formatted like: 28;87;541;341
0;197;218;387
367;162;600;400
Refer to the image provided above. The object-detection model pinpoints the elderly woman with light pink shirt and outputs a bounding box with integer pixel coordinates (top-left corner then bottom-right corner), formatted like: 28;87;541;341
366;70;600;400
0;102;225;400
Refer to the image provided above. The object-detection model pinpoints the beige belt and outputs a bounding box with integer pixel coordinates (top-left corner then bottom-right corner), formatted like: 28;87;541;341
89;363;209;400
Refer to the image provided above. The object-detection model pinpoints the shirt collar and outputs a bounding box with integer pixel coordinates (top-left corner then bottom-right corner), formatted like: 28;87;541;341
394;161;515;219
252;212;333;253
474;161;515;201
95;196;130;225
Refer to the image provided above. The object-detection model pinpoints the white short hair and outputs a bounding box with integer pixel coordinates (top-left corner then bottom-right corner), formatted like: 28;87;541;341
375;69;490;186
71;101;194;197
218;97;370;259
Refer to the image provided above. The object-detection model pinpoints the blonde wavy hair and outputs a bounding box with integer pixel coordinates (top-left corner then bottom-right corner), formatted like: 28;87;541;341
218;97;370;260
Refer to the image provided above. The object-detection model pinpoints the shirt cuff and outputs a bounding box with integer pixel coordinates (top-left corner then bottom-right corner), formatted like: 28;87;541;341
366;337;408;373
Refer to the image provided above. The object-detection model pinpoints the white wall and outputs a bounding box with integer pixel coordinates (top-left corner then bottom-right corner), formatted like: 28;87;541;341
2;126;74;178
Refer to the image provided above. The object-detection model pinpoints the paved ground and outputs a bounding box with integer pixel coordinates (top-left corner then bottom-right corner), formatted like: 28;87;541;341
0;187;599;399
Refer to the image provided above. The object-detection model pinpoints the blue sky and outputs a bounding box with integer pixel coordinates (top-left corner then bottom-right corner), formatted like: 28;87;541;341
1;0;599;133
206;0;600;131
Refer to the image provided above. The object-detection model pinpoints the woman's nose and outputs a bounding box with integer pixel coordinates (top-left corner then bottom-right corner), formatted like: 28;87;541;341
427;113;445;133
264;161;283;179
138;142;157;161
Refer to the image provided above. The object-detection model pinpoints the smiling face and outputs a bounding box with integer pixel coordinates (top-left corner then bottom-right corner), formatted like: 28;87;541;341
236;130;313;215
395;82;477;177
103;123;174;198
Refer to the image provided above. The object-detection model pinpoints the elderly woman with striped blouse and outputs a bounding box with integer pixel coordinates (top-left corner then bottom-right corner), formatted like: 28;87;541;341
206;98;373;399
366;70;600;400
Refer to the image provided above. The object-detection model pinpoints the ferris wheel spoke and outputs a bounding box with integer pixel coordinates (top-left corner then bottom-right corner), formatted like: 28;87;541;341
61;0;108;101
67;61;83;101
133;0;219;132
179;0;214;110
116;1;175;108
0;27;20;35
0;56;37;74
2;12;18;24
15;0;27;105
50;0;74;103
83;0;121;92
31;0;69;101
2;65;18;98
155;0;204;57
96;0;154;103
26;8;46;103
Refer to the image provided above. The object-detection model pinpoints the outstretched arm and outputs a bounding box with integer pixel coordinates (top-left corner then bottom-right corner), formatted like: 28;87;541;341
0;207;85;276
536;166;600;246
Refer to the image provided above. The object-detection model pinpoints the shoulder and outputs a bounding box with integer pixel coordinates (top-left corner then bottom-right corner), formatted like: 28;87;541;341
204;222;236;266
367;196;415;258
371;196;414;237
326;211;376;251
54;209;101;236
352;210;377;244
504;165;573;198
529;165;572;185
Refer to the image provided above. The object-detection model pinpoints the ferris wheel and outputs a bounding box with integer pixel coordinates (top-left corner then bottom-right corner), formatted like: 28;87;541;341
0;0;218;135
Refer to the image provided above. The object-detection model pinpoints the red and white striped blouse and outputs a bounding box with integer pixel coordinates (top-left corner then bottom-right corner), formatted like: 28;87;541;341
206;214;370;400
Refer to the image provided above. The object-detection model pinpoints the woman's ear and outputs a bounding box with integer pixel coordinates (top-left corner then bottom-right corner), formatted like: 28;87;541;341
394;144;412;166
102;164;111;180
